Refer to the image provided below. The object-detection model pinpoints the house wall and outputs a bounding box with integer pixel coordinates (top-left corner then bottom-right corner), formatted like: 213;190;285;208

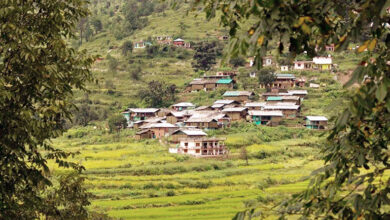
217;83;233;89
204;83;216;90
166;116;178;124
225;96;250;102
191;84;204;91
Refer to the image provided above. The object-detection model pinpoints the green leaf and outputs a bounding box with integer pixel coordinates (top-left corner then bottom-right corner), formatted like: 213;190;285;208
375;83;387;102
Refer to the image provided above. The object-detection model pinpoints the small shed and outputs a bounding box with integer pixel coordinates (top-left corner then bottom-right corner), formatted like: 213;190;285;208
135;129;155;140
216;78;234;89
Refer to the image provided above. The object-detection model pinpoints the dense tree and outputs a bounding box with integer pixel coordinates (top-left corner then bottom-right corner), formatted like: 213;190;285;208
139;80;177;107
122;40;134;56
258;68;276;89
91;18;103;34
229;56;246;67
192;41;217;72
195;0;390;219
108;114;128;133
0;0;94;218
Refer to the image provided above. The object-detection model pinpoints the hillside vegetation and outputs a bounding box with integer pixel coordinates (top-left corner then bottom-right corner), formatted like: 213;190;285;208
53;0;366;219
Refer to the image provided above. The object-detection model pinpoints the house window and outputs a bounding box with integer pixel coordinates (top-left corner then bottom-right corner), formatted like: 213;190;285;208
196;142;200;147
184;142;188;147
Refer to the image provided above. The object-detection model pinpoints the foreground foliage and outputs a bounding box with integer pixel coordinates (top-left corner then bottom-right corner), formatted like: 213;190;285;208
195;0;390;219
0;0;94;218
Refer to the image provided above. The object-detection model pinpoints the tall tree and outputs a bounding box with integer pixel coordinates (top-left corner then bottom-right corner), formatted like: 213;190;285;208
139;80;177;107
0;0;94;218
195;0;390;219
192;41;217;72
122;40;134;56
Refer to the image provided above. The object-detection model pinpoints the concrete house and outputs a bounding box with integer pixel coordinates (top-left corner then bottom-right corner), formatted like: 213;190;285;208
280;65;290;72
313;56;333;71
172;102;195;111
222;107;248;121
170;129;207;143
305;116;328;129
134;41;152;49
169;138;228;157
262;56;274;67
173;38;191;48
248;110;283;126
325;44;335;52
294;60;313;70
222;91;254;102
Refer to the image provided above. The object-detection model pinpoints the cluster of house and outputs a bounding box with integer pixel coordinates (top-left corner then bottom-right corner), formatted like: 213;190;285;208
134;37;191;49
186;71;237;92
248;54;334;72
121;88;328;157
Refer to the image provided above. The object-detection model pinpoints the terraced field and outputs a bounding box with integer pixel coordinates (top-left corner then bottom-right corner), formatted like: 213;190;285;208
51;127;324;219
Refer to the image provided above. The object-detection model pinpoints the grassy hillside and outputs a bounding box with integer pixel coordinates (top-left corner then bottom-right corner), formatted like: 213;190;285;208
48;1;368;219
52;126;323;219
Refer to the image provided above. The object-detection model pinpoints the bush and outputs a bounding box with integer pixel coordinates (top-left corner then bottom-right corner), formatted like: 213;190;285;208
166;190;175;197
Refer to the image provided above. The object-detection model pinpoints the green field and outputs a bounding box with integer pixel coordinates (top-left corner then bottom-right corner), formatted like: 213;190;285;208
52;126;325;219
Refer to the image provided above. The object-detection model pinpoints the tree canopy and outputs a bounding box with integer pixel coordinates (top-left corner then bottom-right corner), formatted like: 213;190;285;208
192;41;218;72
0;0;94;218
194;0;390;219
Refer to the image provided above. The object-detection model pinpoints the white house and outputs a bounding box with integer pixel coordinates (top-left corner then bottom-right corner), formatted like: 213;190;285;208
169;138;228;157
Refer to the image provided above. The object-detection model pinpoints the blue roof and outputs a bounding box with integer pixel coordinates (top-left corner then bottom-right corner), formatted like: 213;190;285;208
267;96;283;101
217;78;233;84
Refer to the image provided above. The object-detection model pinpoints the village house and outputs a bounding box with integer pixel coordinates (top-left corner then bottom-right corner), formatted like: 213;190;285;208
262;74;298;89
244;102;266;110
157;108;171;117
133;116;165;130
134;41;152;49
173;38;191;48
280;65;290;71
262;56;274;67
211;100;240;110
325;44;335;52
222;107;248;121
185;117;219;129
121;108;160;127
216;78;234;89
263;104;300;118
216;70;237;80
294;60;313;70
142;122;178;139
313;56;333;71
223;91;254;102
170;129;207;143
135;129;155;140
166;110;194;124
187;78;218;92
172;102;195;111
248;110;283;126
305;116;328;130
169;138;228;157
266;96;301;105
156;36;172;45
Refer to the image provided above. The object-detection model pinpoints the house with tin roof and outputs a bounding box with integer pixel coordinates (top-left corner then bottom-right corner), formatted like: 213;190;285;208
263;104;300;118
172;102;195;111
216;78;234;89
248;110;283;126
222;107;248;121
222;91;254;102
244;102;266;110
305;116;328;129
170;129;207;143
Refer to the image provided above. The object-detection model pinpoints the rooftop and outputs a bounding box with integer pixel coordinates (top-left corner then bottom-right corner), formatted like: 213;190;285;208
223;91;254;97
264;105;300;110
248;110;283;117
172;102;195;107
216;78;233;84
173;129;207;136
288;90;308;95
267;96;283;101
214;100;236;104
244;102;266;107
222;107;247;112
129;108;159;113
275;74;296;79
305;116;328;121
